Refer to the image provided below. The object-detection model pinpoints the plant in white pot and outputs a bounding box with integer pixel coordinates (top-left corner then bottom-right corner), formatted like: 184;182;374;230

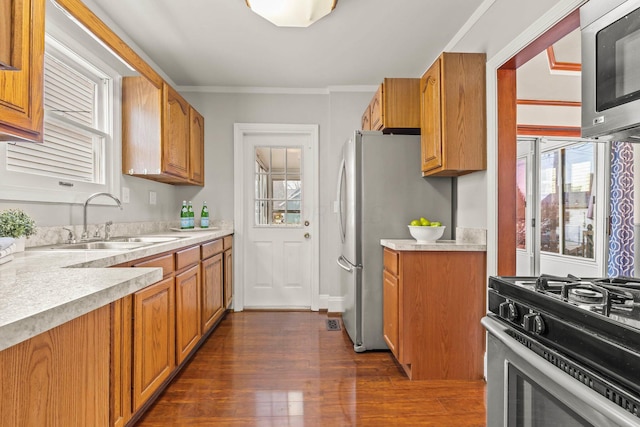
0;209;36;252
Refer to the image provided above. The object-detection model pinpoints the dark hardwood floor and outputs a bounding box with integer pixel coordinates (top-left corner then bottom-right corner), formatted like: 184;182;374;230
135;311;486;426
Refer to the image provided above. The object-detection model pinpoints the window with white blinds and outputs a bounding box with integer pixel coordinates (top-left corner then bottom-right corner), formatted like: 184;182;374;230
0;34;118;203
6;51;108;183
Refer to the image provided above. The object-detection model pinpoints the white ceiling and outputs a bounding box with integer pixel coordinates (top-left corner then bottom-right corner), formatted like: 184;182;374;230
87;0;487;89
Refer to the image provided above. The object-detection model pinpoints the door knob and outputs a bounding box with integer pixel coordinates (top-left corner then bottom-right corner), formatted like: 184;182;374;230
304;233;310;239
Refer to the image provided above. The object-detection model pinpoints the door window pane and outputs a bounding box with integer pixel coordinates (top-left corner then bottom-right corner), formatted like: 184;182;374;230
517;157;527;250
562;144;595;258
540;151;560;254
254;146;303;226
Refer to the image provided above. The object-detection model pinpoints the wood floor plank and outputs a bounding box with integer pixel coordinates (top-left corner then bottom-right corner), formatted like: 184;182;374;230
135;311;486;426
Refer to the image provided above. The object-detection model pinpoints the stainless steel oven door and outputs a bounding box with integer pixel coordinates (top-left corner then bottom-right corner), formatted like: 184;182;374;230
482;317;640;427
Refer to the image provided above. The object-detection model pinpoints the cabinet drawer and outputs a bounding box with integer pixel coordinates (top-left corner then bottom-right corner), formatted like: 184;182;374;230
134;253;174;277
383;248;399;276
201;239;223;260
223;235;233;250
176;245;200;270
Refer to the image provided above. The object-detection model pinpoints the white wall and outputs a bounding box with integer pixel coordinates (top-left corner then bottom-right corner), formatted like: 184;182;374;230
181;90;373;298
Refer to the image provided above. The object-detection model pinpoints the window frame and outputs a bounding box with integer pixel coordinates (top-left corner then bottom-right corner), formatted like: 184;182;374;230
0;32;121;204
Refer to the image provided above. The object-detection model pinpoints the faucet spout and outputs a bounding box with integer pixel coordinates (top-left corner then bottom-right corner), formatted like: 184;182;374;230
82;192;123;240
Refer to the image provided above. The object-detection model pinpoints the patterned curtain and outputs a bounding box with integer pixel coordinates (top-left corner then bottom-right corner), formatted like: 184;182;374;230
608;141;635;277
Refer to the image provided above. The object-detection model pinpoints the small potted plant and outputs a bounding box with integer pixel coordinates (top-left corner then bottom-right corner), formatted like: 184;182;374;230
0;208;37;252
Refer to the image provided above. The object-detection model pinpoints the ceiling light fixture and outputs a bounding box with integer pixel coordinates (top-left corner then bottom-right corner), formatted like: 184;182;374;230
246;0;337;27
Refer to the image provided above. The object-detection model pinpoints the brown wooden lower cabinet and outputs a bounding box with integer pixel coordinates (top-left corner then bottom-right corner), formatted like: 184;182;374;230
0;306;111;427
201;252;224;333
223;235;233;309
132;276;176;411
175;264;201;364
383;248;486;380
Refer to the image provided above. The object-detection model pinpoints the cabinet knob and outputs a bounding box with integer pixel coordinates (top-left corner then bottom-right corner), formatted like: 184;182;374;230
304;233;310;239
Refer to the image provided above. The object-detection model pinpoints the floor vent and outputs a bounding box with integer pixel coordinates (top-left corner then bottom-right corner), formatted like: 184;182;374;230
326;319;341;331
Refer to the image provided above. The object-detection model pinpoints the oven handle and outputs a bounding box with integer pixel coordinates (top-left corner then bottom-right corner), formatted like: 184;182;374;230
482;316;640;426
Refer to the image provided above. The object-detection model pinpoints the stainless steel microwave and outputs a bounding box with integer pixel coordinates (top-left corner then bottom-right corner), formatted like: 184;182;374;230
581;0;640;142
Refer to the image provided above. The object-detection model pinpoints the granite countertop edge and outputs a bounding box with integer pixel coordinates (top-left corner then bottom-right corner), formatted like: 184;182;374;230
0;227;233;351
380;239;487;251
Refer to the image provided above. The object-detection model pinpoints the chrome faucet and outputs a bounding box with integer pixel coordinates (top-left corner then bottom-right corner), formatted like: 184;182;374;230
82;192;123;240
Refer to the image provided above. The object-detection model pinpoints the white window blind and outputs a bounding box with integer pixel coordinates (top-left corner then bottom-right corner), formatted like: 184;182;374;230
6;50;108;184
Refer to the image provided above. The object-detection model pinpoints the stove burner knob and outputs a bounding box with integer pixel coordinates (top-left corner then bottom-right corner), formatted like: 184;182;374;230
499;302;518;321
523;313;545;335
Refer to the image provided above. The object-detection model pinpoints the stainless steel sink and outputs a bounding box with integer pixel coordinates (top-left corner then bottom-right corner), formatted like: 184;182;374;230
33;235;186;251
109;236;183;243
51;241;152;250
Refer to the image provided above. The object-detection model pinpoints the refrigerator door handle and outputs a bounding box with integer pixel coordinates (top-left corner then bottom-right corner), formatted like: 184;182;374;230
337;255;362;272
336;158;346;243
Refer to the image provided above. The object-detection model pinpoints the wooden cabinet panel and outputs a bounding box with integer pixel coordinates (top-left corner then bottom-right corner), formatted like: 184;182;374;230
122;76;162;176
0;306;110;426
383;248;486;380
133;277;175;411
0;0;44;142
111;295;132;427
175;264;201;364
420;52;486;177
383;270;400;360
134;252;175;277
163;83;190;179
122;77;204;185
362;78;420;134
189;106;204;185
370;85;383;130
201;253;224;333
223;235;233;250
224;246;233;309
420;59;442;172
383;247;399;276
201;238;223;260
176;245;200;271
361;104;371;131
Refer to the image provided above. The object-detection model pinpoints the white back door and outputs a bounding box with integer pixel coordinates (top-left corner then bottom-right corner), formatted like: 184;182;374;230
234;124;319;310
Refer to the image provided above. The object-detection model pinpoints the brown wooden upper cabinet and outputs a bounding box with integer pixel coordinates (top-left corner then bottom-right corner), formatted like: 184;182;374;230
362;78;420;134
0;0;44;143
122;77;204;185
420;52;486;177
189;107;205;185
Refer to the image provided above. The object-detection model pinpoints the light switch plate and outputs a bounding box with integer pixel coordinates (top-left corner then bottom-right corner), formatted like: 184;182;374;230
121;187;130;204
149;191;157;205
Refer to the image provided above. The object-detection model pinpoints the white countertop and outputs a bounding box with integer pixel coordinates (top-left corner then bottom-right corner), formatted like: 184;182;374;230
380;239;486;251
0;227;233;351
381;227;487;252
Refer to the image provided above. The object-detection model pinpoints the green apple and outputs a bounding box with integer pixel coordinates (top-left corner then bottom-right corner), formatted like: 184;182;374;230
431;221;441;227
410;219;421;226
420;217;430;226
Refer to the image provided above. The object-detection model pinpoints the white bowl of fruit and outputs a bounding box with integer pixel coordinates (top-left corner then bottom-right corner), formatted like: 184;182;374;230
408;217;445;243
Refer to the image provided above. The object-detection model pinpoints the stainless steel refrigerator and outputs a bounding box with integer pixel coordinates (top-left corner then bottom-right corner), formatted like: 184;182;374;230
336;130;452;352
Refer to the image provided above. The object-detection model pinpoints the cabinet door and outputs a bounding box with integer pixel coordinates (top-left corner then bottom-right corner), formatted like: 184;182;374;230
111;296;132;427
163;84;190;178
370;85;383;130
133;277;175;411
361;104;371;130
0;0;44;142
175;264;201;364
224;247;233;309
189;106;204;185
420;58;443;173
201;253;224;334
0;306;110;426
383;270;400;360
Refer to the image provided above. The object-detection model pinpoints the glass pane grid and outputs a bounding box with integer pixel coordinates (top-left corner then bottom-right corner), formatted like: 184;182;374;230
254;146;303;227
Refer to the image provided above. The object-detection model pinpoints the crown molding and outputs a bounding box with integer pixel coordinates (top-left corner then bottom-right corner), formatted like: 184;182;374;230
176;85;378;95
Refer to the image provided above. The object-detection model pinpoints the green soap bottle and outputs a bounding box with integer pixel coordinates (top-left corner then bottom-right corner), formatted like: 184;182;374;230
187;201;195;229
180;200;189;229
201;201;209;228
